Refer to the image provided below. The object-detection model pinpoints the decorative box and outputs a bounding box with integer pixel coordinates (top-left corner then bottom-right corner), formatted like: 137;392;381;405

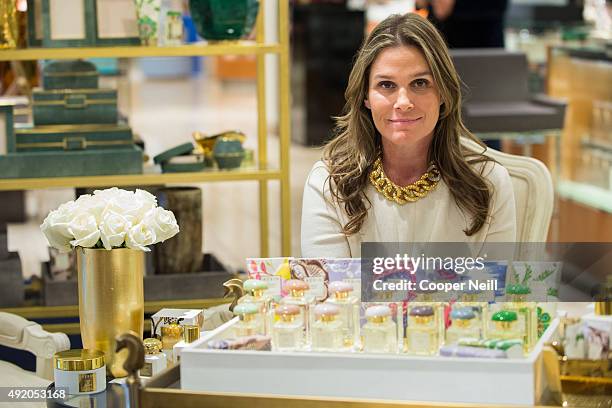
0;145;143;178
41;0;96;48
0;103;14;155
27;0;44;47
181;318;560;406
42;60;99;90
94;0;140;45
32;89;117;125
13;124;133;152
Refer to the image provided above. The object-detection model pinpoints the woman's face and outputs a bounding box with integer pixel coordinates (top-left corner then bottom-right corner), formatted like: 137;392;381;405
365;45;441;150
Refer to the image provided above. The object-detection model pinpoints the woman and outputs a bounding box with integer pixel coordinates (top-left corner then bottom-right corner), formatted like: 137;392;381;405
301;13;516;258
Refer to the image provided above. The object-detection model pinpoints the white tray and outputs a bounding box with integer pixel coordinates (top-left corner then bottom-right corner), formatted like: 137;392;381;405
181;317;560;406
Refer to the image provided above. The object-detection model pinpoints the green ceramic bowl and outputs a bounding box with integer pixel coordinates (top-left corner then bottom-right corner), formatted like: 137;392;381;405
189;0;259;41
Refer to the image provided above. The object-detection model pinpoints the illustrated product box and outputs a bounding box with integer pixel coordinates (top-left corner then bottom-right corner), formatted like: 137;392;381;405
181;318;560;406
13;124;133;152
0;146;143;179
32;89;118;125
0;252;24;307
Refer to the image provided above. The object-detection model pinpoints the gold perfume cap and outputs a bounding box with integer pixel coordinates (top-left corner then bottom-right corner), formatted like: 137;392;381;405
183;325;200;343
143;338;162;355
54;349;105;371
161;323;183;349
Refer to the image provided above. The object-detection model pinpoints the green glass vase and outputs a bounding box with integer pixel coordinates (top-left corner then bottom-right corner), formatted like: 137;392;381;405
189;0;259;41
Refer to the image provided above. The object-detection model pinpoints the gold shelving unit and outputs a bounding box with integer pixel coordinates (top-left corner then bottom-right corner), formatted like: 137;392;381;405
0;0;291;257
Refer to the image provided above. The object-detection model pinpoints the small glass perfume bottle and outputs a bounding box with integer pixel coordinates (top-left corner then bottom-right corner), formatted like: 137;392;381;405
161;321;183;366
489;310;523;348
445;307;481;345
326;281;360;349
140;338;167;378
238;279;271;333
280;280;312;342
272;304;305;351
456;289;488;326
362;305;398;353
238;279;269;330
311;303;343;352
232;303;264;338
173;325;200;363
504;284;538;352
405;305;441;356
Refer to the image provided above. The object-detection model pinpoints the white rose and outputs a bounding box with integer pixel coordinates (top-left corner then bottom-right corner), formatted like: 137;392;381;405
68;213;101;248
92;187;123;203
99;209;131;250
125;222;156;252
144;207;180;244
106;191;155;225
135;189;157;207
74;194;108;223
40;203;78;252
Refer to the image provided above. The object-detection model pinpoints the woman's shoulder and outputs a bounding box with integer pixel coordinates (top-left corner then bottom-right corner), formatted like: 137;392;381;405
470;159;511;185
306;160;331;185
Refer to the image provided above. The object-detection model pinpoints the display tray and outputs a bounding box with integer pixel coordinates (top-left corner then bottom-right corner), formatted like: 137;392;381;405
180;317;560;406
42;253;235;306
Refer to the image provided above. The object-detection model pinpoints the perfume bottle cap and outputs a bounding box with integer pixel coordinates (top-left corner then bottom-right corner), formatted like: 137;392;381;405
409;305;434;317
275;304;300;316
161;323;183;338
451;307;475;320
506;284;531;295
491;310;518;322
285;279;309;291
233;303;260;316
365;305;391;318
314;303;340;318
143;338;162;355
54;349;105;372
183;325;200;343
328;281;353;294
243;279;268;293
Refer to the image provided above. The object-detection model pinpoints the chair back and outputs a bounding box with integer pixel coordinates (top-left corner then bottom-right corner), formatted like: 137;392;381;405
461;137;554;242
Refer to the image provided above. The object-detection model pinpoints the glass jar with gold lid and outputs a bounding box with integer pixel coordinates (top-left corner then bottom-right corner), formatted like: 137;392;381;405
53;349;106;395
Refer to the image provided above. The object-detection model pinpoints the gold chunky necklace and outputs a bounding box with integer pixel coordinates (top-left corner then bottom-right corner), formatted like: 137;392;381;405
369;157;441;204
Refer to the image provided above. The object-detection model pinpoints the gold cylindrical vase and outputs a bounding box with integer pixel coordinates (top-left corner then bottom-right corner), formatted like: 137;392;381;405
77;248;144;378
0;0;19;49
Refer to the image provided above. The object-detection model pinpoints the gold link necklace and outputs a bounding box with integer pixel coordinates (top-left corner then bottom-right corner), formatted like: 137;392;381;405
369;157;441;205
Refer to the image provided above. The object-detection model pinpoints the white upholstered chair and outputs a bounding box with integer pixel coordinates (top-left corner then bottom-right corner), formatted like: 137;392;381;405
0;312;70;390
461;137;554;243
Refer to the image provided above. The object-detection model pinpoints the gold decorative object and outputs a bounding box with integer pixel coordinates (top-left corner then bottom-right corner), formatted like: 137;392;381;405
77;248;144;378
0;0;19;49
192;130;246;155
369;157;441;204
222;278;244;312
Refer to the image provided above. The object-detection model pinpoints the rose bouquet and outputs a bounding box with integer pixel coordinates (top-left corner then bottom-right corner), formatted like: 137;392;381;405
40;187;179;252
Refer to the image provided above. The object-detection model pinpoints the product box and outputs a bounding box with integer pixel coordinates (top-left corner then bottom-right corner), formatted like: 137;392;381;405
32;89;118;126
151;309;204;337
181;317;560;406
42;60;99;90
0;145;143;179
14;124;133;152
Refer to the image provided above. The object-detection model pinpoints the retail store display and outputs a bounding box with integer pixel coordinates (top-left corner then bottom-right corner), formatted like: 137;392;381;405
271;304;305;351
232;303;264;338
311;304;343;352
445;307;480;345
325;281;359;347
362;305;397;353
140;338;166;378
189;0;259;41
237;279;271;333
53;349;106;395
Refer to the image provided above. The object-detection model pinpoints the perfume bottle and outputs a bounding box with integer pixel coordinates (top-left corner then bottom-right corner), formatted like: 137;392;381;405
410;293;445;335
173;325;200;363
161;321;183;366
503;284;538;353
456;290;488;329
405;305;441;356
272;304;305;351
140;338;167;378
325;281;360;348
362;305;398;353
489;310;524;348
445;307;480;345
232;303;264;338
311;303;343;352
280;279;312;342
238;279;270;333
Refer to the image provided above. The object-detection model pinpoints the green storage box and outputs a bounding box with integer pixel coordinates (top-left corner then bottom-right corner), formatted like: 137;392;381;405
14;124;134;152
33;88;118;125
0;146;143;179
43;60;99;90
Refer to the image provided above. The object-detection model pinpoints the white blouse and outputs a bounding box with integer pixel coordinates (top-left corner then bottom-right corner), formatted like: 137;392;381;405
301;160;517;258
